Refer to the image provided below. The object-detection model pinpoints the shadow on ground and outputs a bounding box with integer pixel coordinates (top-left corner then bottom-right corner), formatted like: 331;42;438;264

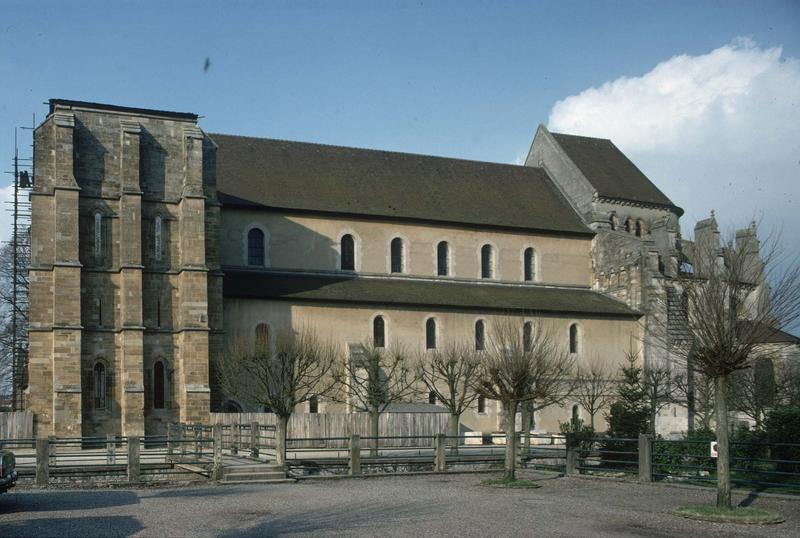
1;515;144;537
220;499;436;537
0;489;140;514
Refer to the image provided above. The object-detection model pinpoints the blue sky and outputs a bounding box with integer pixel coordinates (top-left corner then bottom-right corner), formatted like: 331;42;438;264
1;1;799;248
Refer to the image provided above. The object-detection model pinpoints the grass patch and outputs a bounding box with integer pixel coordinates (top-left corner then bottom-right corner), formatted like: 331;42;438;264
481;477;541;489
673;506;784;525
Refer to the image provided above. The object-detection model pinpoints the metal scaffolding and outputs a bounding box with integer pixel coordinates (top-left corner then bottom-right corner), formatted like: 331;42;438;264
4;118;34;410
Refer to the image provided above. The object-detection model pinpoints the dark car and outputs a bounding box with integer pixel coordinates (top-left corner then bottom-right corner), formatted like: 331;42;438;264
0;449;17;493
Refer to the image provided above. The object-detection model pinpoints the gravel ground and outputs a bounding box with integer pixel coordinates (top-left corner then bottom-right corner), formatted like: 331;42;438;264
1;472;798;537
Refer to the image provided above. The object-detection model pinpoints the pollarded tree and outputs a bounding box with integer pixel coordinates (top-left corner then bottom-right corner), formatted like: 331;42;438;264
472;318;574;480
573;354;617;431
331;341;418;455
218;326;339;464
664;227;800;509
417;342;481;448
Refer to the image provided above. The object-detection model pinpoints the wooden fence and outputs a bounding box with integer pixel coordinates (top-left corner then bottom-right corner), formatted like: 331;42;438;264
0;411;35;439
209;412;451;447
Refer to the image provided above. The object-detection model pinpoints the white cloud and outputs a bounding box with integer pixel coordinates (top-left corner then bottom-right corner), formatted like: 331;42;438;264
548;38;800;252
0;185;14;241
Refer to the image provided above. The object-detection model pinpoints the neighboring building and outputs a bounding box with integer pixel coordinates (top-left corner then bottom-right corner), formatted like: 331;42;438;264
27;99;784;439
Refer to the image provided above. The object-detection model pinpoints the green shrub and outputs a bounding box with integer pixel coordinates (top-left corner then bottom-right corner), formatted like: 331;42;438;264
763;406;800;473
559;417;595;458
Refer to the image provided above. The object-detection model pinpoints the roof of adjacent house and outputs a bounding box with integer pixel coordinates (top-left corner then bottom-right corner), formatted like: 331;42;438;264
223;270;640;318
549;132;682;213
210;133;592;236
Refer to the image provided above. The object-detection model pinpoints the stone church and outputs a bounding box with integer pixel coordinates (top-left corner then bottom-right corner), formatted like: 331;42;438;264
27;98;759;439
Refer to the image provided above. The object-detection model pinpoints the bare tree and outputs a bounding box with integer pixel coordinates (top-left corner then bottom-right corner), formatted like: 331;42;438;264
573;354;617;431
417;342;481;448
729;356;778;428
641;357;682;436
662;228;800;509
331;341;418;455
674;367;716;432
0;239;29;406
217;326;339;464
472;318;574;480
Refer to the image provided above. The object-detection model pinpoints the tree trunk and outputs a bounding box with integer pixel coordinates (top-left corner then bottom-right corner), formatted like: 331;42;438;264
369;410;379;457
589;410;595;432
276;414;289;466
450;413;460;455
503;401;518;480
521;403;531;456
714;375;731;509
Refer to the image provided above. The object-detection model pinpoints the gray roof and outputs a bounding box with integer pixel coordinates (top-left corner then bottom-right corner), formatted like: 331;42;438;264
223;270;639;318
211;134;592;236
550;132;681;213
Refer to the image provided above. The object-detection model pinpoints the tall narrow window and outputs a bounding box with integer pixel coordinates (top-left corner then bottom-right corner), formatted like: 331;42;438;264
390;237;404;273
154;361;165;409
94;362;106;410
255;323;270;353
609;212;618;231
247;228;265;266
340;234;355;271
437;241;449;276
428;391;437;405
425;318;437;350
373;316;385;348
569;324;579;354
635;220;643;237
477;396;486;413
309;395;319;414
475;320;485;351
96;298;103;327
481;244;493;279
523;321;533;352
524;248;535;282
156;299;161;328
572;404;579;423
94;212;103;259
154;216;162;261
625;218;632;234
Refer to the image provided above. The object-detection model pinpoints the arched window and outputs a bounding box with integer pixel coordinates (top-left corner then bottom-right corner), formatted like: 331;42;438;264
569;324;579;354
340;234;355;271
94;362;106;410
609;212;618;231
475;320;486;351
524;248;535;282
224;400;243;413
153;361;166;409
481;244;493;279
154;216;162;261
94;212;103;259
255;323;270;353
373;316;385;348
390;237;404;273
625;218;633;234
477;396;486;414
428;391;437;405
635;220;643;237
523;321;533;352
426;318;437;350
437;241;449;276
309;395;319;414
572;404;579;424
247;228;265;266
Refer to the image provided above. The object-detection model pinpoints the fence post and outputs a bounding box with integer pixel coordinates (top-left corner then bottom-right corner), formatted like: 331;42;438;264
565;434;577;475
434;433;447;472
212;425;223;481
193;424;200;458
48;435;56;467
106;434;116;464
128;437;141;483
35;438;49;486
167;424;174;461
251;421;259;458
349;434;361;476
232;423;240;455
638;434;652;483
